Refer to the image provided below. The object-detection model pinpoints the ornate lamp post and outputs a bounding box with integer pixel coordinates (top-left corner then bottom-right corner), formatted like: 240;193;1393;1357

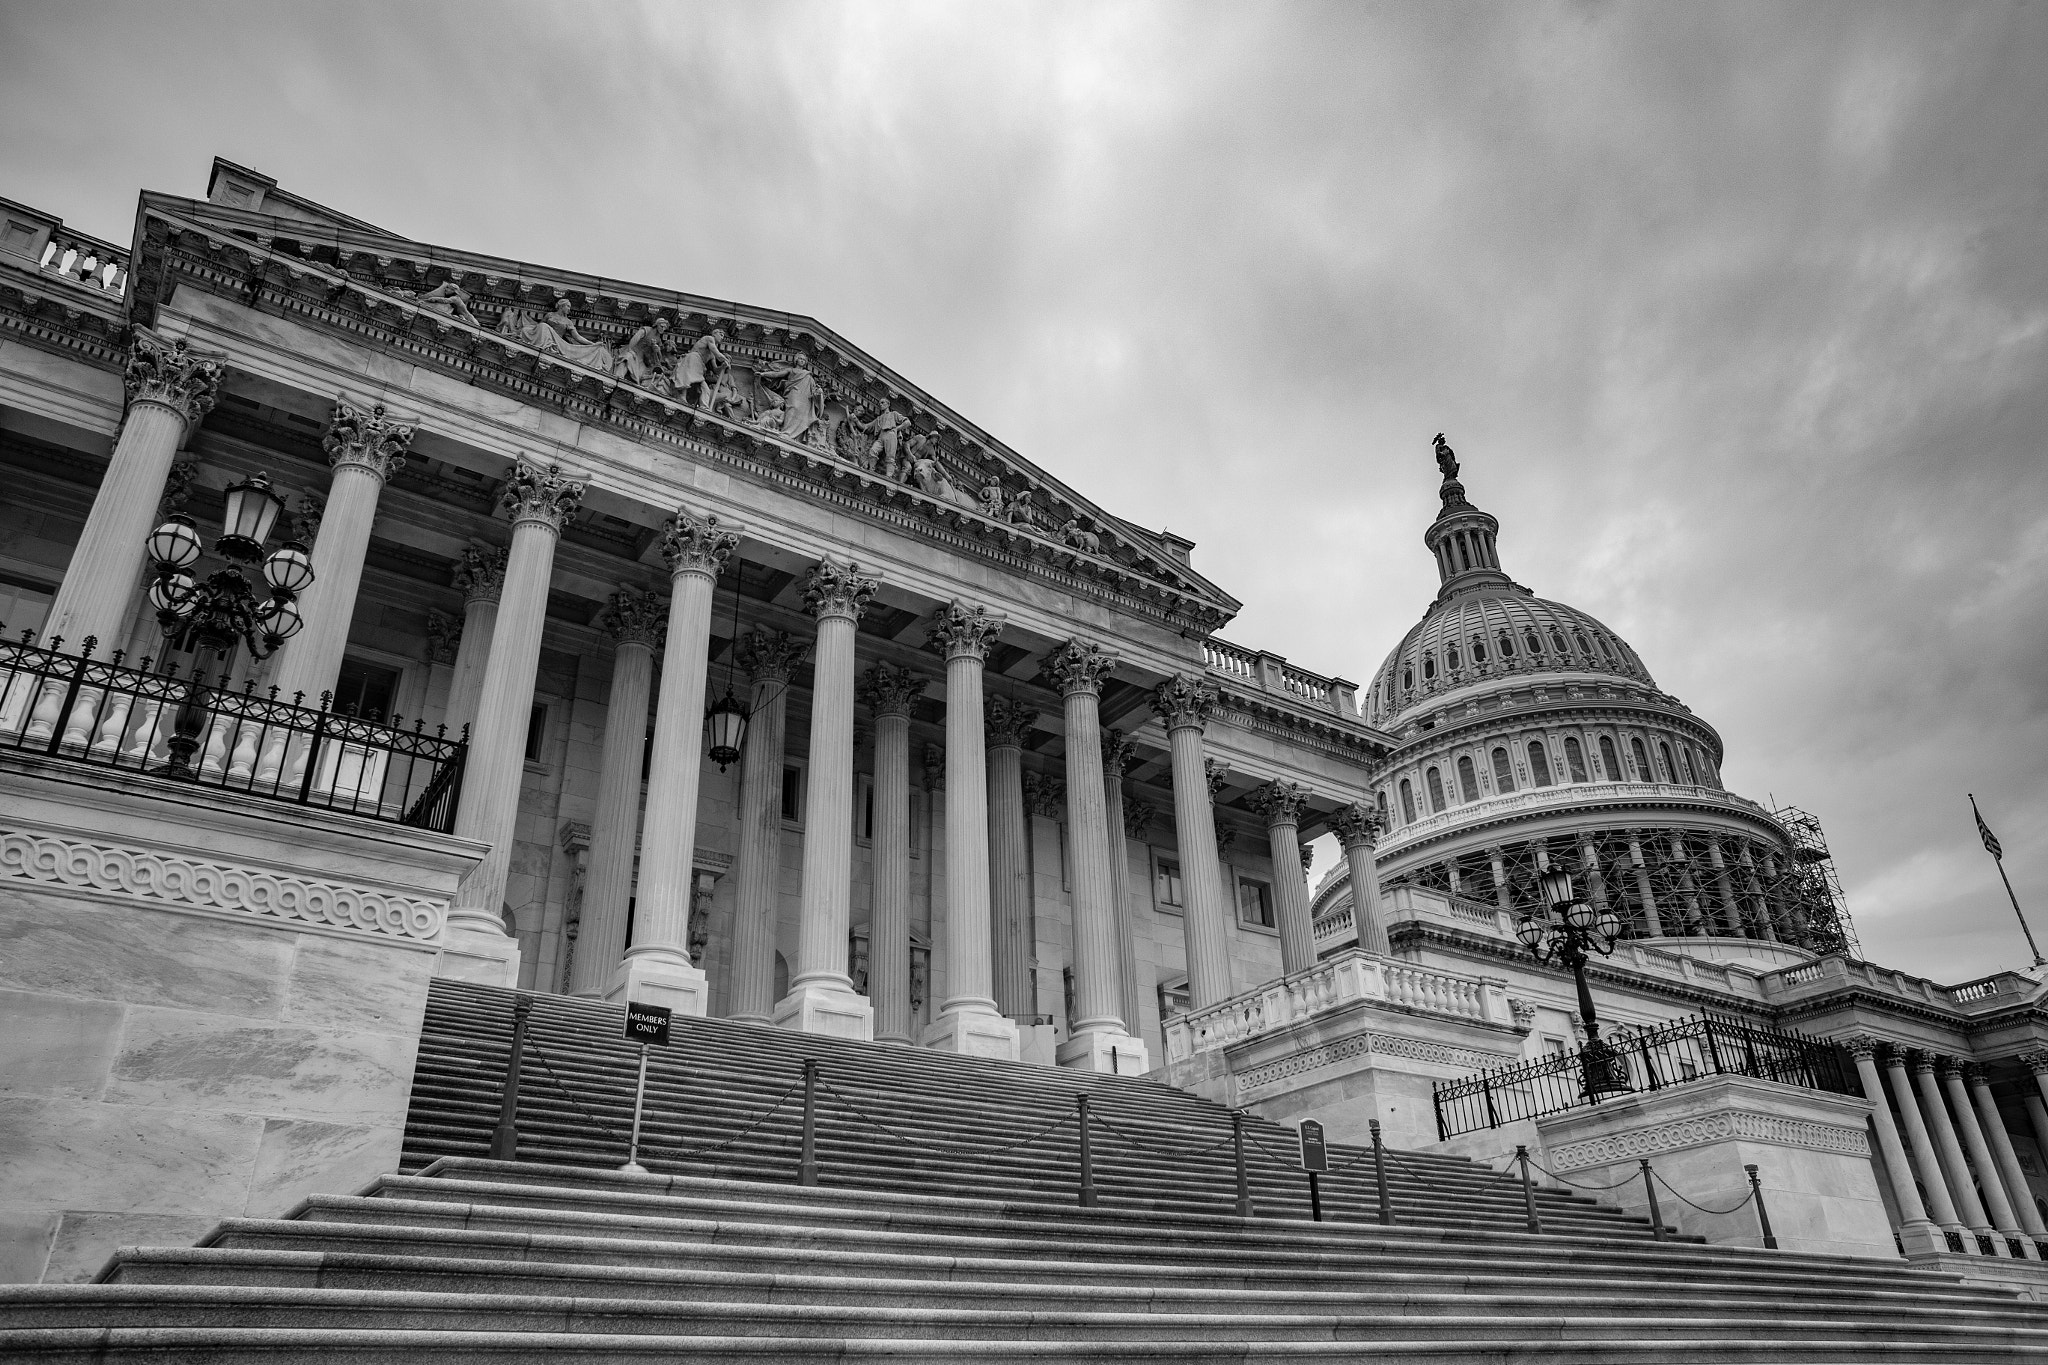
1516;867;1632;1098
144;472;316;774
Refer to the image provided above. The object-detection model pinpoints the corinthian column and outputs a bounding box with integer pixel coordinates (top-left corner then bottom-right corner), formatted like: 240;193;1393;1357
1101;728;1144;1039
727;628;804;1024
445;540;506;737
862;662;925;1044
1847;1037;1941;1257
447;461;584;984
1332;802;1390;956
569;585;664;996
1942;1059;2027;1253
1046;640;1147;1073
45;328;224;652
922;600;1019;1059
608;509;738;1017
1151;674;1231;1008
1969;1067;2048;1242
1884;1050;1970;1249
773;560;879;1039
1912;1052;1999;1251
1252;780;1317;974
984;694;1038;1019
268;400;415;705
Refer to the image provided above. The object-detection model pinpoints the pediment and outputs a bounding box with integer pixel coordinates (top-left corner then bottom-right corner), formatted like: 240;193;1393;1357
130;193;1241;631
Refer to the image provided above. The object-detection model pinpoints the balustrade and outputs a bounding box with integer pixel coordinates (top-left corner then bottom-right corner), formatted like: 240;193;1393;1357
35;229;128;296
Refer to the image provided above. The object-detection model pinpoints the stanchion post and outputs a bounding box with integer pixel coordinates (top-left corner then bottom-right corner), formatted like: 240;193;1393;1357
798;1059;819;1187
1231;1111;1254;1218
1370;1119;1393;1226
1747;1163;1778;1249
1308;1170;1322;1222
1077;1094;1097;1208
619;1043;651;1174
489;995;532;1161
1640;1159;1666;1240
1516;1145;1542;1235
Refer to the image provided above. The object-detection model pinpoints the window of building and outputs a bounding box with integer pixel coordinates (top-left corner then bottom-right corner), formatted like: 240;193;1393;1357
1154;854;1184;911
1401;667;1413;691
1457;755;1479;802
1629;736;1650;779
1657;740;1675;781
1471;637;1487;664
0;572;56;639
1526;630;1544;655
1563;736;1587;783
1376;790;1390;825
1157;977;1191;1025
1491;747;1515;793
854;774;875;843
1399;779;1417;824
1599;735;1621;780
1238;878;1274;929
1542;1035;1568;1056
1499;631;1516;658
1528;742;1553;787
1425;766;1447;813
781;763;805;823
1679;746;1697;784
335;658;401;721
523;702;548;764
1550;629;1569;654
1446;643;1461;670
1422;655;1436;680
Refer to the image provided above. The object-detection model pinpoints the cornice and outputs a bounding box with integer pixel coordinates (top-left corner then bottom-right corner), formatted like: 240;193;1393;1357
1385;688;1723;763
1374;782;1785;864
1209;681;1393;758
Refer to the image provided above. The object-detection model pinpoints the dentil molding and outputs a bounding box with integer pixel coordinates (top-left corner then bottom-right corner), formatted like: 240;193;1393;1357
0;828;446;944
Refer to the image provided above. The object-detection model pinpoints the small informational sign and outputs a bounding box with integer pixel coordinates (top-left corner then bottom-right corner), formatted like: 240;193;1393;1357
625;1001;672;1046
1298;1118;1329;1173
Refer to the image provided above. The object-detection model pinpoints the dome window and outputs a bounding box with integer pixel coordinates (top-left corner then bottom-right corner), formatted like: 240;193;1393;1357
1472;637;1487;664
1550;629;1569;655
1599;735;1621;780
1564;736;1588;782
1425;766;1447;814
1630;736;1650;779
1399;778;1417;824
1422;655;1437;681
1657;740;1675;781
1447;643;1461;670
1491;747;1515;793
1526;630;1544;654
1679;745;1697;784
1499;632;1516;658
1528;741;1553;787
1402;667;1413;691
1457;755;1480;802
1376;791;1391;825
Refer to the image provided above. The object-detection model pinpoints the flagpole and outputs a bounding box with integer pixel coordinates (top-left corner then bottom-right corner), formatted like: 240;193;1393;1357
1974;794;2044;968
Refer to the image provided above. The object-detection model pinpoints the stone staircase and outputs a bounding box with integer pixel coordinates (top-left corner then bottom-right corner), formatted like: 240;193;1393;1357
3;979;2045;1360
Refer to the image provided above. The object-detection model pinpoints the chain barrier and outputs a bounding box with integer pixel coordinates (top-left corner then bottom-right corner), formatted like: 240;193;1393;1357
1088;1109;1237;1161
1651;1167;1757;1217
1381;1146;1521;1197
814;1076;1076;1158
1527;1157;1643;1192
526;1040;804;1162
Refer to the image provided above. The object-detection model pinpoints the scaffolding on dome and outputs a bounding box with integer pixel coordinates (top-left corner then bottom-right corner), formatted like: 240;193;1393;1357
1767;804;1861;958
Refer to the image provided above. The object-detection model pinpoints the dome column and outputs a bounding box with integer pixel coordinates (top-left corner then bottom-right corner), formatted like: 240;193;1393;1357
1625;831;1662;936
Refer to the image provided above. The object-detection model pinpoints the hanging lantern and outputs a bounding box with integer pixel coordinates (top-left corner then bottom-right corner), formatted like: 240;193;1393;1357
146;515;203;571
148;570;197;619
218;473;286;562
705;689;747;771
263;540;317;595
1538;867;1578;913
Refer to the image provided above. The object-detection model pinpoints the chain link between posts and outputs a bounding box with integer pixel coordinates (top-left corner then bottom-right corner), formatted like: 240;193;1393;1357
525;1039;804;1161
814;1076;1076;1157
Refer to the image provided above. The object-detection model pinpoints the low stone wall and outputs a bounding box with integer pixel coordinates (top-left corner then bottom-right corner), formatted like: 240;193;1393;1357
0;756;481;1283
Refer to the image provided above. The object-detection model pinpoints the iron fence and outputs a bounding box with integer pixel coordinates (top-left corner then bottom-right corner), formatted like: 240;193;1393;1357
1433;1012;1857;1139
0;631;467;832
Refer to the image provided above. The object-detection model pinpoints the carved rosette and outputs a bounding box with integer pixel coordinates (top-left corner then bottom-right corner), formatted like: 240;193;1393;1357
1122;799;1155;839
984;696;1039;749
324;399;416;482
860;661;927;719
501;461;586;532
925;599;1003;662
453;539;509;605
1331;802;1387;851
1203;757;1231;800
921;742;946;793
803;560;879;623
1022;772;1065;820
123;326;226;423
662;507;741;581
1150;673;1220;732
423;608;462;665
596;584;667;650
1042;639;1119;698
1101;727;1136;777
734;628;807;684
1249;780;1311;828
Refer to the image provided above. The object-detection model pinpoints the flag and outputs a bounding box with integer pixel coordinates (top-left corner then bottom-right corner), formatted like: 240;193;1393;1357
1973;796;2003;861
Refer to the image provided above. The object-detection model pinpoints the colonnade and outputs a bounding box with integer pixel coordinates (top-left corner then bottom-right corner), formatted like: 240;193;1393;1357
1849;1038;2048;1259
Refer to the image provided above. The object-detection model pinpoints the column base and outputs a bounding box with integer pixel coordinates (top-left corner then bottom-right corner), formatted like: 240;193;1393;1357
924;1006;1020;1061
772;979;875;1041
1056;1027;1150;1076
606;951;709;1017
1897;1219;1946;1258
436;914;522;987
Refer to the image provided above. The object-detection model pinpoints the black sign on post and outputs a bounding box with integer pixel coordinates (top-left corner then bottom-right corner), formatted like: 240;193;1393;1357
1298;1118;1329;1173
625;1001;672;1046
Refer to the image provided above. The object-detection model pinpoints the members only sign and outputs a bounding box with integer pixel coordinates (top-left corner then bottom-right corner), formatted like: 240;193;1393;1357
625;1001;672;1046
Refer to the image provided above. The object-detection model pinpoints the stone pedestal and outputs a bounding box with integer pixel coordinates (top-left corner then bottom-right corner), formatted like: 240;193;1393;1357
1056;1028;1149;1076
605;952;708;1019
1531;1075;1896;1258
928;1006;1026;1061
774;980;876;1041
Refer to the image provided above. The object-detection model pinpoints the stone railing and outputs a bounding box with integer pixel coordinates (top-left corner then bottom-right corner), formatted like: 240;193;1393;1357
1759;956;2046;1014
1163;946;1512;1062
1377;780;1775;855
38;227;128;296
1314;883;1516;953
1202;637;1360;719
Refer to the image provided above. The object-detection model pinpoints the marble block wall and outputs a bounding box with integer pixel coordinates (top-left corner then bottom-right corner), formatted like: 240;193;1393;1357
0;756;481;1283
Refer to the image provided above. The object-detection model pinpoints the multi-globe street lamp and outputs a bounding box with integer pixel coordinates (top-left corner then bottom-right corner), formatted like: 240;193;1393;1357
1516;867;1633;1097
144;471;315;774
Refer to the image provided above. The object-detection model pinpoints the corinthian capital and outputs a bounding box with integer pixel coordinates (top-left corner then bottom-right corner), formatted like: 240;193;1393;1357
2019;1049;2048;1077
452;538;508;605
1204;757;1231;799
860;661;928;718
1150;673;1219;732
985;695;1039;749
802;559;879;622
1042;639;1119;697
1331;801;1387;851
123;326;226;423
1842;1034;1882;1062
324;399;416;481
925;599;1004;661
1122;799;1154;839
1250;780;1312;828
1101;727;1136;777
734;627;807;684
596;584;667;649
662;507;740;580
501;460;586;531
1022;772;1065;820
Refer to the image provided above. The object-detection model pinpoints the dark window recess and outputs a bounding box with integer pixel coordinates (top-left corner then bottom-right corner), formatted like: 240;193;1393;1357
333;659;400;720
782;765;804;822
861;782;875;841
524;703;548;763
1238;879;1274;929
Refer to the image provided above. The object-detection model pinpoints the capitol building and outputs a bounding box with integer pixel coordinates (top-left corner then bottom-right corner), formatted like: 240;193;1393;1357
3;157;2047;1355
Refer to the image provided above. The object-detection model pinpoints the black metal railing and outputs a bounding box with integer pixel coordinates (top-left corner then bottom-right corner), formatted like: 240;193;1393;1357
1433;1012;1858;1139
0;631;467;832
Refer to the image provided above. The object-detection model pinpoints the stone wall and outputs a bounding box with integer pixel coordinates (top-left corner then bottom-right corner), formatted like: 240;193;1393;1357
0;755;480;1283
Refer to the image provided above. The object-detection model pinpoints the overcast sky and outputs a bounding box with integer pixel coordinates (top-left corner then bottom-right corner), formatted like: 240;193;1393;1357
5;1;2043;982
